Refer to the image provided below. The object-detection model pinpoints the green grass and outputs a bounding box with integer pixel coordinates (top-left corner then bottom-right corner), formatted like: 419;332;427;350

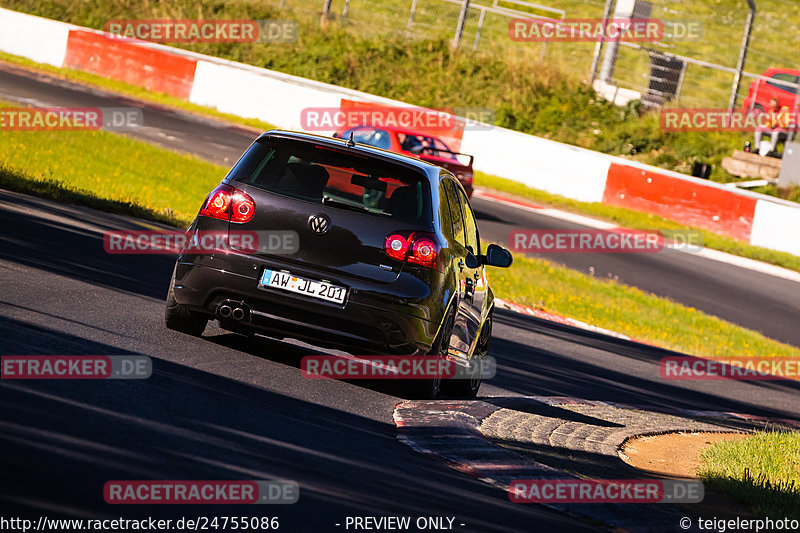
478;172;800;273
0;102;226;226
1;0;792;192
699;431;800;519
490;252;800;360
2;106;799;361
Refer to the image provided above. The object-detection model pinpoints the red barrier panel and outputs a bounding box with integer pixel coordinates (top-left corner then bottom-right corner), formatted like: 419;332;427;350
603;163;757;242
63;30;197;99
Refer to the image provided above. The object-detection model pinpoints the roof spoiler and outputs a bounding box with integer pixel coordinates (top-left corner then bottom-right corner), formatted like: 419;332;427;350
418;147;474;167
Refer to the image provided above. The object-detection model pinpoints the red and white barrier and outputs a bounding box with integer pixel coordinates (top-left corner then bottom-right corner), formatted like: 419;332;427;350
0;8;798;257
0;9;73;67
64;30;198;99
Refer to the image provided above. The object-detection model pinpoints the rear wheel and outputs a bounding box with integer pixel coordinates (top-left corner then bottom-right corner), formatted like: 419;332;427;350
164;271;208;336
406;306;456;400
442;316;491;399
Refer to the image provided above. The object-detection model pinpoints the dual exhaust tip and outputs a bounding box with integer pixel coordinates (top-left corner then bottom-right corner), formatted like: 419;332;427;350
217;301;249;321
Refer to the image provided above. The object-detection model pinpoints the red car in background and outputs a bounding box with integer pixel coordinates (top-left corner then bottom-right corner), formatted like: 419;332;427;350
742;67;800;112
334;125;475;197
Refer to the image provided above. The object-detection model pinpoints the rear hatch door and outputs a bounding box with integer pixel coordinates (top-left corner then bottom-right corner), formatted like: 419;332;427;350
226;137;434;285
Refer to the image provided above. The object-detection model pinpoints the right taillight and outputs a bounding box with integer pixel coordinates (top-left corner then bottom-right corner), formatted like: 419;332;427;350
199;184;255;224
385;232;440;269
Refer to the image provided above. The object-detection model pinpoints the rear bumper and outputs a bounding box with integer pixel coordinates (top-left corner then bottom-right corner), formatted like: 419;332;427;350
171;253;442;355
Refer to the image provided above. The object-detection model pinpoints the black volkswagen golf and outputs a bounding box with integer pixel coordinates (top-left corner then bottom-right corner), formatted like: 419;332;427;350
165;130;512;398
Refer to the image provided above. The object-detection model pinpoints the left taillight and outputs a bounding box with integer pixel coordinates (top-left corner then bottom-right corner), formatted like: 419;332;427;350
199;184;255;224
385;232;441;270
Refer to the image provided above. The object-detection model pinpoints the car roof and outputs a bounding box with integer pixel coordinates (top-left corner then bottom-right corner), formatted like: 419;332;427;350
765;67;800;75
258;129;448;176
348;124;446;139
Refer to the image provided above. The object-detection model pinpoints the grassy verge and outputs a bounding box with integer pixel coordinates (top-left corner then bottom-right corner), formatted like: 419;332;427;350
699;431;800;519
490;253;800;360
0;102;226;226
2;108;799;361
478;172;800;273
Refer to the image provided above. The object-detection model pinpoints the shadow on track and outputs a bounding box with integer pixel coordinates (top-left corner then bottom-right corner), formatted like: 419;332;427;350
0;317;595;532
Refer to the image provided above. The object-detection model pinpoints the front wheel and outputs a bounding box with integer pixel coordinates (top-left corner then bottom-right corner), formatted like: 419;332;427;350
164;271;208;336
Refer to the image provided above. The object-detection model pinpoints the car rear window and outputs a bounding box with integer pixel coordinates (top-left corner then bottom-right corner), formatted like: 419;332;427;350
227;137;432;224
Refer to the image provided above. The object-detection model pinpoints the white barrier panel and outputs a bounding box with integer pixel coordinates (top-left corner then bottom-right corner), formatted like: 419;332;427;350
750;199;800;256
189;59;413;133
190;60;342;130
0;8;72;67
461;127;611;203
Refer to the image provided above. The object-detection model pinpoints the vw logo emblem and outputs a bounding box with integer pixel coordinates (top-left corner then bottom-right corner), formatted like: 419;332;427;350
308;213;331;235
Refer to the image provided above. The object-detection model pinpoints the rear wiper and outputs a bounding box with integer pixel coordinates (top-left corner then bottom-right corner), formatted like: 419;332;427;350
322;195;368;212
322;195;390;216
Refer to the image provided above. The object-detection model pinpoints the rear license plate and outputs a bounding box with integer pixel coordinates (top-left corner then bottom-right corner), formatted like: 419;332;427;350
259;269;346;304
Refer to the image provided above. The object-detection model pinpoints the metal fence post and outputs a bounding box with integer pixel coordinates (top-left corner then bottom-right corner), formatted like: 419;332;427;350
473;8;486;50
589;0;616;84
729;0;756;111
453;0;471;49
408;0;419;29
674;62;688;106
321;0;333;27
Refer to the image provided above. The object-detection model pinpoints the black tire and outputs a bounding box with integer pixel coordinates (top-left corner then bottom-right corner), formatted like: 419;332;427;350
442;316;491;399
406;305;457;400
164;272;208;336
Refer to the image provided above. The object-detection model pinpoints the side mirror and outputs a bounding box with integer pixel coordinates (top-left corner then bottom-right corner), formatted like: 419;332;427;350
465;251;480;269
482;244;512;268
332;132;338;138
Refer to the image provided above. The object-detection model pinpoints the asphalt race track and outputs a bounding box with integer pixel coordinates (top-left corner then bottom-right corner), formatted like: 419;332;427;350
2;61;800;531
